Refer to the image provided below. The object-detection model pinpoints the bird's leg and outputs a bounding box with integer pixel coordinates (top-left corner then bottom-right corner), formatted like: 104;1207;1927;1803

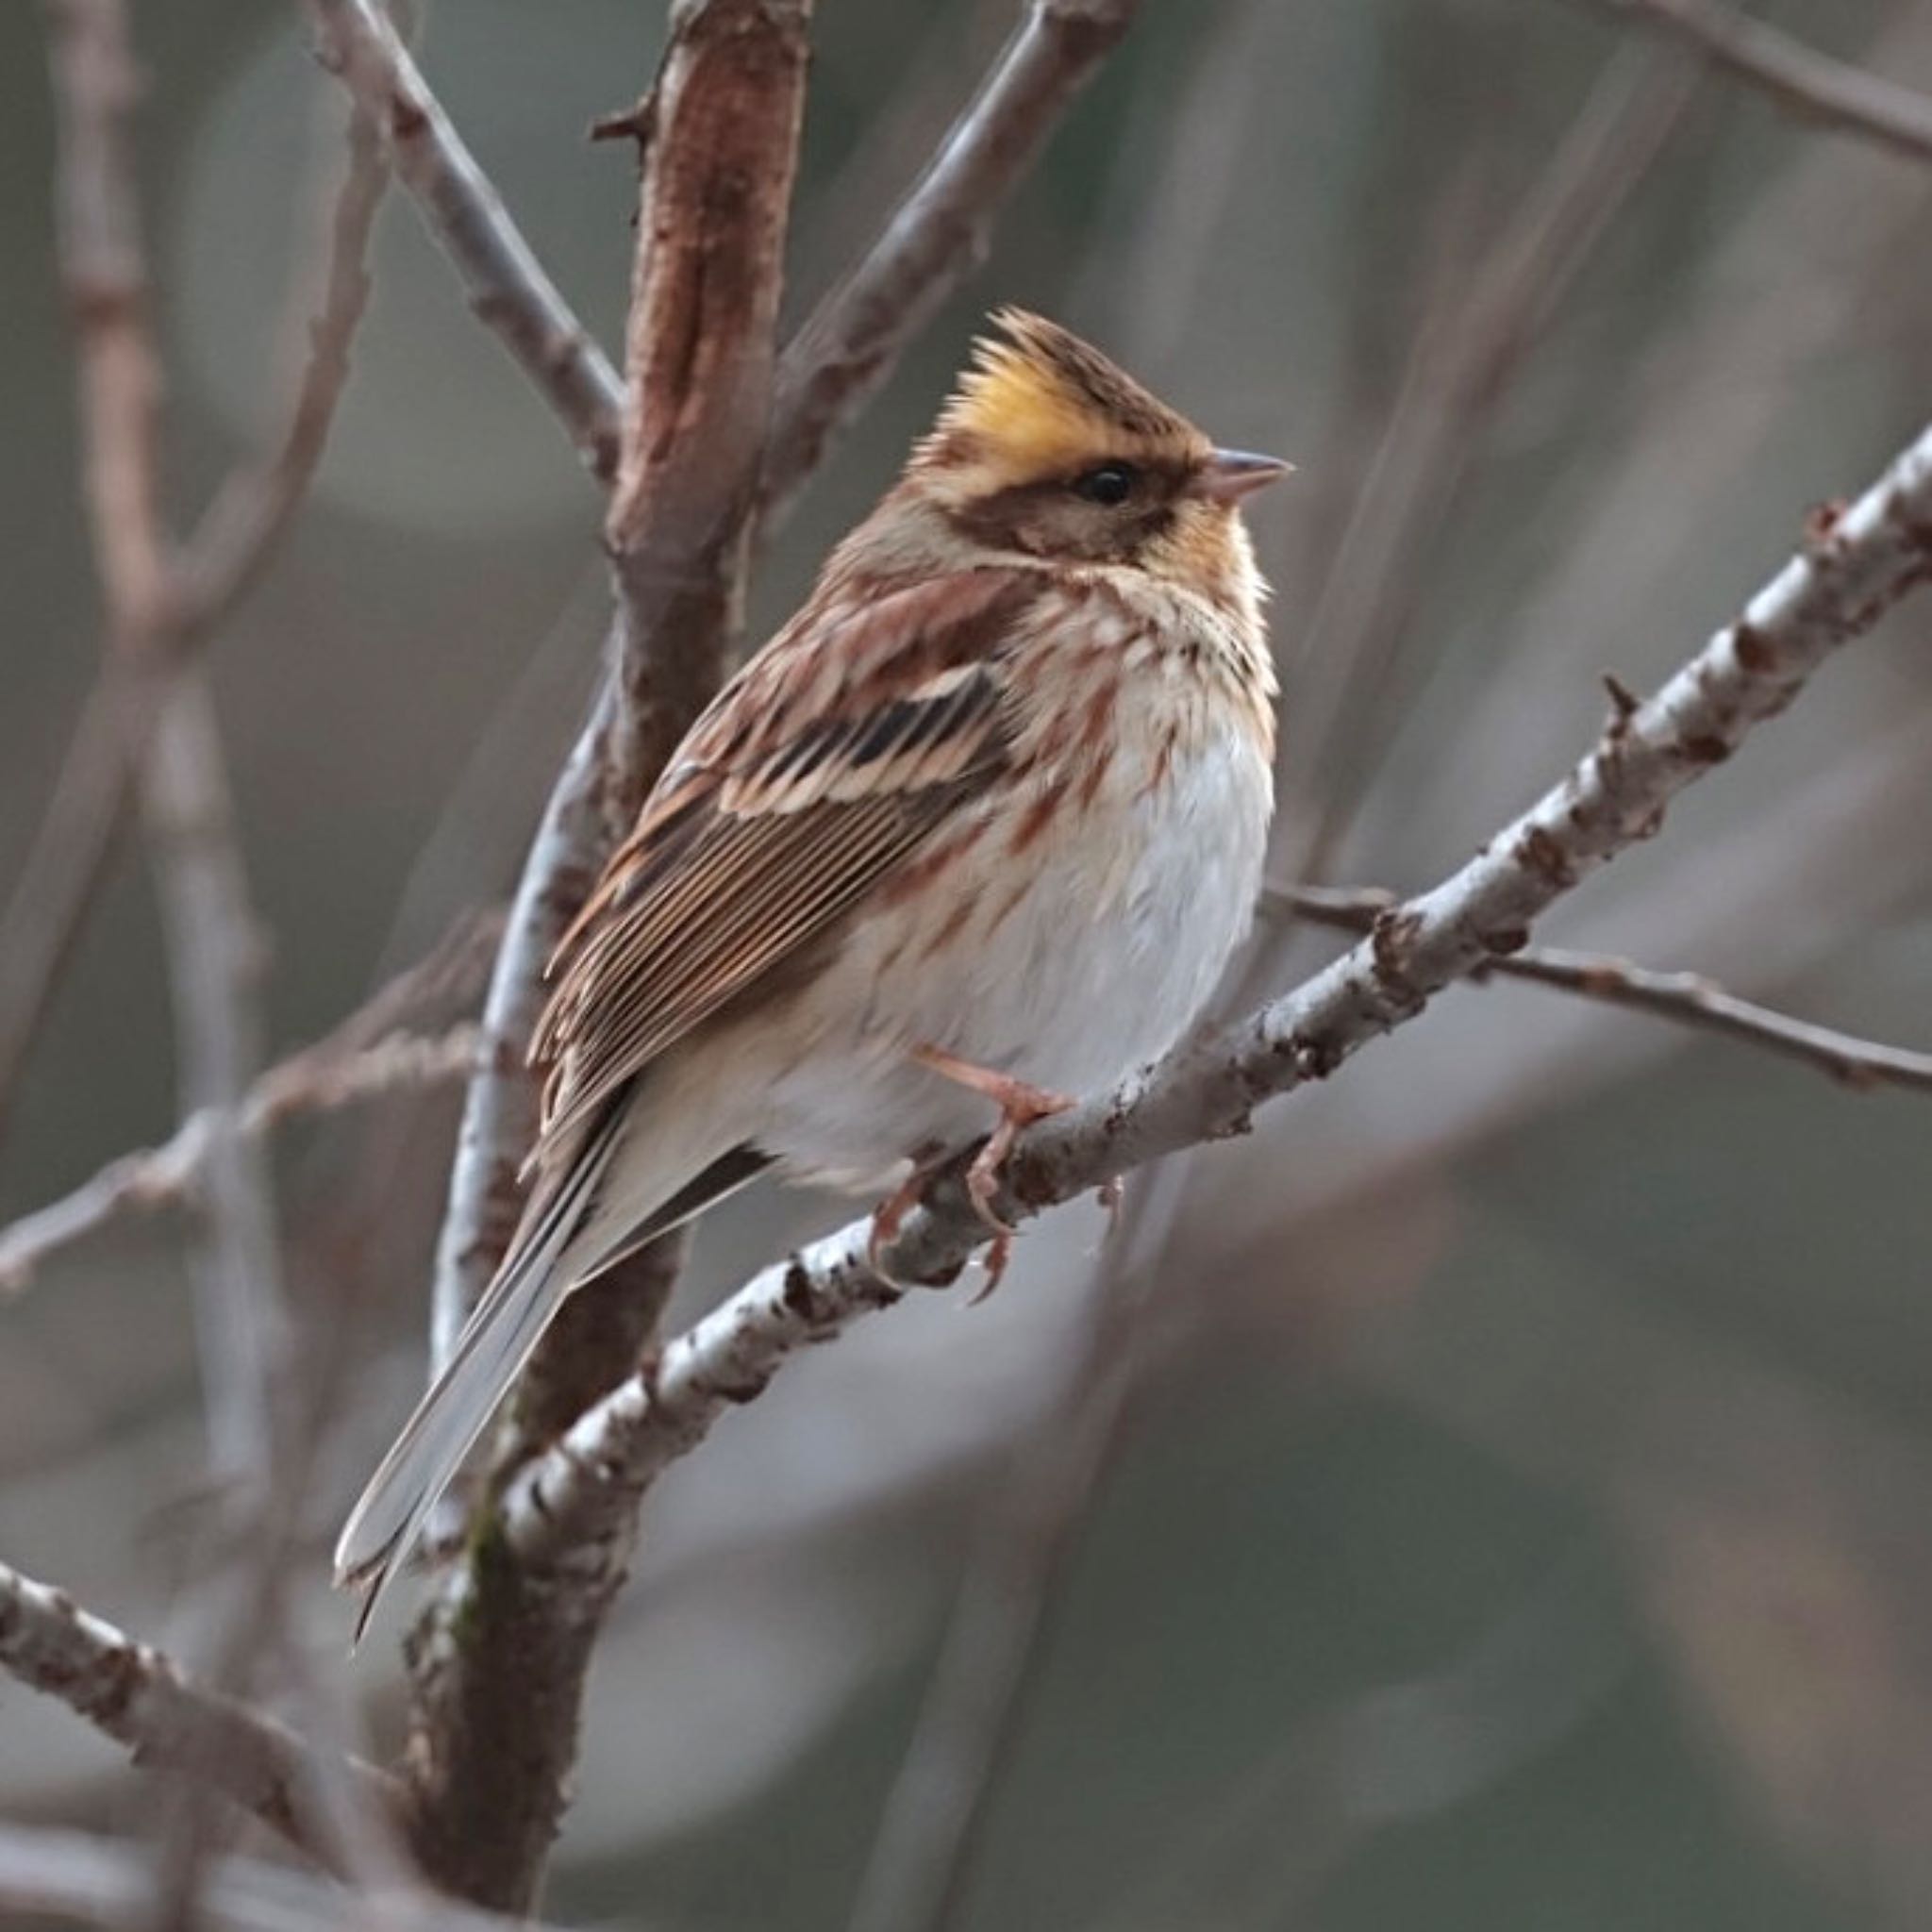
909;1042;1074;1237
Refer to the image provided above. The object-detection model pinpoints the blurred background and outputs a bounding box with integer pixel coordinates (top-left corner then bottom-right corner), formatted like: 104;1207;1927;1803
5;0;1932;1926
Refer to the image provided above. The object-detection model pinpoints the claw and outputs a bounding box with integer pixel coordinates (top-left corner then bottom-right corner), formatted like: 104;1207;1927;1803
910;1042;1074;1276
867;1141;947;1285
968;1229;1014;1305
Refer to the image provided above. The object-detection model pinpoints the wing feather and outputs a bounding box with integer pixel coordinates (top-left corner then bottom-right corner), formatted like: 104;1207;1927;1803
532;570;1038;1145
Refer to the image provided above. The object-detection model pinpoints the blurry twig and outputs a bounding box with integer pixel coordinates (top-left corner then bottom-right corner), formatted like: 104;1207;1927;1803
1291;44;1695;878
758;0;1143;532
0;1027;477;1294
1275;882;1932;1093
43;0;288;1484
305;0;625;480
177;76;390;625
142;675;291;1482
0;1824;571;1932
1582;0;1932;164
0;1559;399;1871
1090;1546;1630;1932
846;1161;1192;1932
0;678;138;1137
0;28;391;1141
500;412;1932;1568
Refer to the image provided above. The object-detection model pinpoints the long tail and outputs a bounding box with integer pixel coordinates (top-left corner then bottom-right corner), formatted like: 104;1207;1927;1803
334;1106;774;1640
333;1114;622;1639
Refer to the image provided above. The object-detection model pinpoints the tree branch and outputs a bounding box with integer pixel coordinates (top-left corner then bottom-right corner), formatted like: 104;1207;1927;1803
0;1026;475;1293
400;4;811;1911
1275;882;1932;1093
178;77;390;627
304;0;625;481
0;1824;566;1932
500;415;1932;1572
44;0;298;1484
0;1560;400;1871
1;22;391;1140
758;0;1142;532
1582;0;1932;165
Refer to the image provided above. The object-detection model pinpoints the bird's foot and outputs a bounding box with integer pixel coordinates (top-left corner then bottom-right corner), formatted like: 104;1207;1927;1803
866;1141;947;1283
909;1044;1074;1294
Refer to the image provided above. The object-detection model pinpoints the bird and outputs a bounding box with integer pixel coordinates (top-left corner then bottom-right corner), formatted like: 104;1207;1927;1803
335;308;1288;1624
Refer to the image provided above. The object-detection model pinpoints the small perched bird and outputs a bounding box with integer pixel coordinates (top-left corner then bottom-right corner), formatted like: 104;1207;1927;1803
336;309;1287;1620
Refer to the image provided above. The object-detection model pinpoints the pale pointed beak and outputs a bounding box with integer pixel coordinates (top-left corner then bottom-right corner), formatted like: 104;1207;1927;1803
1195;448;1293;504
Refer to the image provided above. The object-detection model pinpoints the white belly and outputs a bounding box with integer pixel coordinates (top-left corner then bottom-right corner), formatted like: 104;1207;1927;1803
755;720;1273;1191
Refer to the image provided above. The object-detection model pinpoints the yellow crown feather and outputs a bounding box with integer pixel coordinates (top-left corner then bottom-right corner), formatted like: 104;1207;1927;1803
918;308;1202;481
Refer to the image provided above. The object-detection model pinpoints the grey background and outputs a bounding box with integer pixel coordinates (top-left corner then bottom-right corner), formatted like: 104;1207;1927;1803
5;2;1932;1927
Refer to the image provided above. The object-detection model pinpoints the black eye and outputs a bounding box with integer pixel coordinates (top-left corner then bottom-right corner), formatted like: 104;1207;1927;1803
1073;462;1138;507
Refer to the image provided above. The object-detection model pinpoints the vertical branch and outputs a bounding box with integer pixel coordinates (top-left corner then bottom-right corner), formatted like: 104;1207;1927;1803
2;43;391;1140
44;0;171;640
43;0;290;1480
601;0;810;806
400;3;812;1912
141;675;289;1479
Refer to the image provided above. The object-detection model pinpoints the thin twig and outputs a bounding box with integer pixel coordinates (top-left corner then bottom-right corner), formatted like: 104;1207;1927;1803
1582;0;1932;165
1291;43;1695;876
758;0;1142;532
847;1162;1190;1932
1275;882;1932;1093
0;1561;400;1870
0;1824;568;1932
0;673;140;1130
142;674;291;1482
0;1027;476;1293
178;78;391;626
304;0;625;481
500;413;1932;1572
1;24;392;1141
44;0;285;1480
43;0;171;637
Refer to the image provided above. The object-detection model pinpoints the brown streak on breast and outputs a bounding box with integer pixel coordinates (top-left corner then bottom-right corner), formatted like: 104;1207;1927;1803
919;891;979;962
1008;778;1067;857
1140;722;1179;803
983;874;1033;940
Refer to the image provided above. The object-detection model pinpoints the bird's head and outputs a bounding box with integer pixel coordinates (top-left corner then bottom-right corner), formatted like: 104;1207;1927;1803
900;308;1288;603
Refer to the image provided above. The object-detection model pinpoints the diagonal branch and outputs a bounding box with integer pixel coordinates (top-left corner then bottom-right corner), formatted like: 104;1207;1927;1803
0;1026;475;1294
178;78;391;626
0;1824;559;1932
1581;0;1932;165
499;415;1932;1573
0;1560;400;1871
304;0;625;480
758;0;1143;532
1275;882;1932;1093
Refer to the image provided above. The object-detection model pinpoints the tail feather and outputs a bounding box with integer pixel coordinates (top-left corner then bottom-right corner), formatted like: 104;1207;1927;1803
334;1117;772;1641
334;1115;620;1639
